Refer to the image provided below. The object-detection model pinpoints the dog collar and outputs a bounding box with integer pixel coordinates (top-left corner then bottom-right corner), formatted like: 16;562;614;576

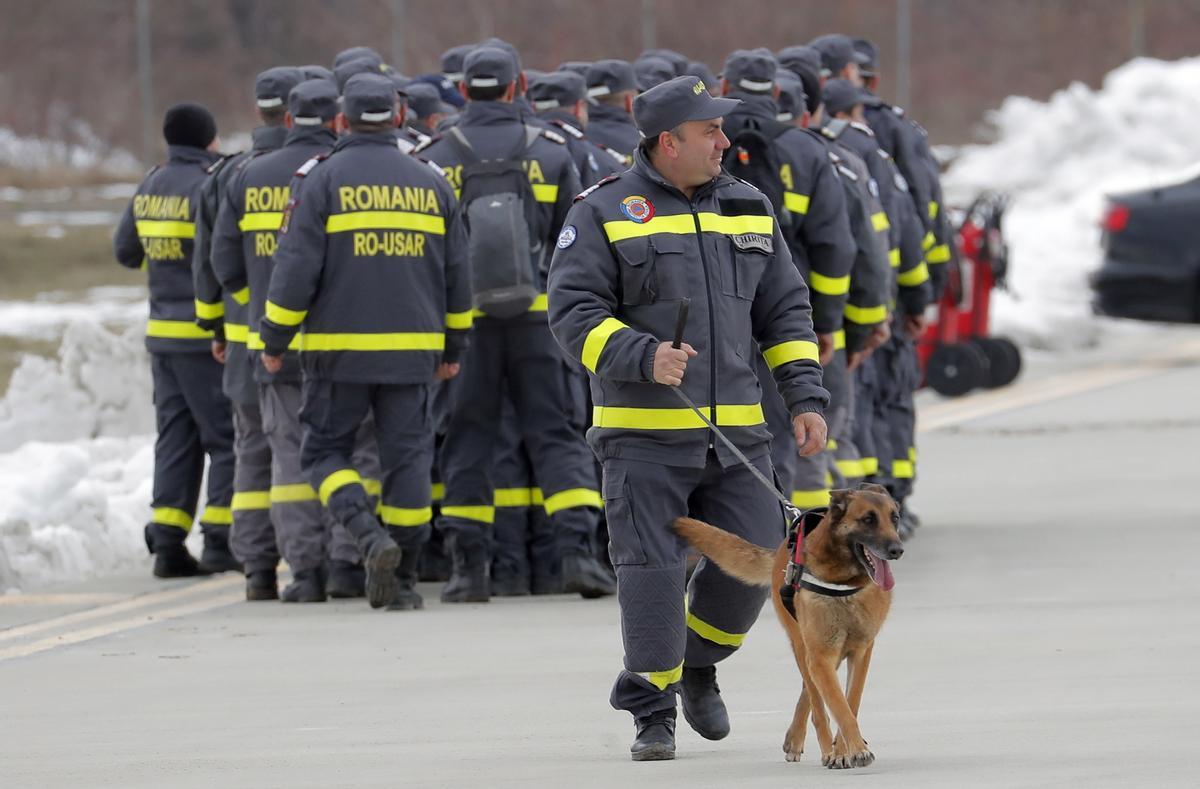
799;570;862;597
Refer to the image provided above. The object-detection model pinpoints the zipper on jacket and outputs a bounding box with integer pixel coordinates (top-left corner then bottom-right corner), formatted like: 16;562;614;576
690;204;717;450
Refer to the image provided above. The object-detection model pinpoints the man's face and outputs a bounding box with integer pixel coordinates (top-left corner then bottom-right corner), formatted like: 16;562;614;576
670;117;730;185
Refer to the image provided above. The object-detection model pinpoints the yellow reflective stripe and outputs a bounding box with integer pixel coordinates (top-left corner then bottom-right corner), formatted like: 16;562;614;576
833;329;846;351
844;304;888;325
581;317;629;373
231;491;271;511
528;293;548;312
861;456;879;476
791;489;831;509
686;613;746;647
446;311;474;330
639;662;684;691
602;212;773;242
200;506;233;525
808;271;850;296
363;478;382;497
897;261;930;287
909;446;918;463
270;484;319;504
441;505;495;525
379;505;433;526
531;184;559;203
225;323;249;344
246;331;300;351
888;248;901;268
762;340;819;370
147;319;214;339
324;211;446;235
231;286;250;306
265;300;307;327
136;220;195;238
194;299;224;320
928;201;939;220
543;488;602;515
783;191;810;214
494;488;536;508
238;212;283;232
927;244;952;263
431;482;445;502
827;439;838;450
318;469;363;506
152;507;193;530
592;403;764;430
922;231;936;251
870;212;890;232
892;459;915;479
298;332;444;352
835;458;869;478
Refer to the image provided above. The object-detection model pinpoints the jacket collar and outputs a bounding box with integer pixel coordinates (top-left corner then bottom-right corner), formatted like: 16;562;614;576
251;125;289;151
166;145;218;166
333;130;400;152
459;100;523;127
631;147;725;203
284;126;336;148
726;93;779;121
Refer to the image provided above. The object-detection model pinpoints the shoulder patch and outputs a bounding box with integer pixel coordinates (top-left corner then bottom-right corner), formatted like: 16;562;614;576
876;148;893;162
550;120;585;140
421;157;447;177
396;137;417;155
294;153;328;178
891;105;907;117
574;173;621;202
597;143;630;166
540;128;568;145
850;121;876;138
204;152;240;175
835;164;858;182
413;135;439;155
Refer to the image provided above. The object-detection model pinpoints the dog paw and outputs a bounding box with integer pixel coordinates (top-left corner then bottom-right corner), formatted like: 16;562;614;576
783;746;803;763
782;732;805;762
824;752;851;769
851;748;875;768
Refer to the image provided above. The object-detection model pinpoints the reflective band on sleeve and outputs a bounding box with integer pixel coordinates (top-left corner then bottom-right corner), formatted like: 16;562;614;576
231;287;250;306
927;244;952;263
922;231;936;251
531;184;559;203
783;191;811;214
194;299;224;320
147;320;214;340
929;201;939;220
888;248;901;268
298;332;444;352
897;261;930;287
892;459;915;479
264;301;307;327
808;272;850;296
844;304;888;325
325;211;446;235
827;439;838;450
909;446;918;462
231;491;271;511
318;469;364;506
136;220;195;239
445;311;474;330
224;323;249;344
861;456;879;476
494;488;536;508
238;212;284;232
441;505;495;525
270;483;319;503
638;662;684;691
543;488;603;515
152;507;193;530
431;482;445;502
246;331;300;351
603;212;773;242
528;293;548;312
379;506;433;527
581;317;629;373
762;340;820;370
686;613;747;647
200;506;232;525
791;489;831;509
870;212;890;232
592;403;764;430
833;329;846;351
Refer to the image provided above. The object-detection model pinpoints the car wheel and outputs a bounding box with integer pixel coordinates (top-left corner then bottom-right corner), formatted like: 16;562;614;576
925;343;986;397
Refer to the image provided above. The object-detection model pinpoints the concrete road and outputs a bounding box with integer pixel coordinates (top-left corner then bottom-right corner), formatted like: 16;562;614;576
2;329;1200;788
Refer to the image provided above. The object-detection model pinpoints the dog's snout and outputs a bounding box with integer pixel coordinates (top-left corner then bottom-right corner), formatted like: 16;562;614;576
886;542;904;560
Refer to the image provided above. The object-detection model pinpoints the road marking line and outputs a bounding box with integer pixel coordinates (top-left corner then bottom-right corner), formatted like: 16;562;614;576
0;589;244;662
0;593;127;607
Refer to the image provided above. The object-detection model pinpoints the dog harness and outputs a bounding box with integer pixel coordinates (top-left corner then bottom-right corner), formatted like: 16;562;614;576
780;507;862;618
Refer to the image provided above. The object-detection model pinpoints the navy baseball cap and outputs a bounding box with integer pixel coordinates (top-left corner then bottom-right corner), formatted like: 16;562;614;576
776;73;806;121
586;59;637;98
639;48;689;76
334;46;382;70
255;67;303;109
822;78;868;117
722;49;777;94
288;79;339;126
557;61;592;76
440;44;475;83
685;61;718;91
298;64;335;84
633;75;740;139
463;47;516;89
342;73;397;122
529;71;587;111
809;34;870;77
403;82;452;119
854;38;879;77
335;57;383;94
634;56;675;92
408;73;466;108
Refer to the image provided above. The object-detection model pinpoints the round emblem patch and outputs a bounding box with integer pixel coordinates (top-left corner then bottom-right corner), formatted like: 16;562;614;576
556;224;578;249
619;195;655;224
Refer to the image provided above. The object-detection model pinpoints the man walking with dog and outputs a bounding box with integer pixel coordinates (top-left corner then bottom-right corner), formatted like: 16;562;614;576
548;75;829;761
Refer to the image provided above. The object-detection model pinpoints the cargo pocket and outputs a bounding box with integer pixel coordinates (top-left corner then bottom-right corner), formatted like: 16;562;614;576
615;240;654;306
615;235;690;304
603;467;646;566
723;243;770;301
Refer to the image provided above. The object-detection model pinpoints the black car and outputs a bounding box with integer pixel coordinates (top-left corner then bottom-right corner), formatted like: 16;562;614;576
1092;174;1200;323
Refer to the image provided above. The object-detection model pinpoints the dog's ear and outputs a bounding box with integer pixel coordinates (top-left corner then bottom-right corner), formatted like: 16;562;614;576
829;488;853;524
857;482;892;500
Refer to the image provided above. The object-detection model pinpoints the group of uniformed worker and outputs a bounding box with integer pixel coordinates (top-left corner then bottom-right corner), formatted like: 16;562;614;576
114;33;950;759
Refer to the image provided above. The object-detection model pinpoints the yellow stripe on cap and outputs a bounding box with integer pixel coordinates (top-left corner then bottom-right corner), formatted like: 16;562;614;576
581;317;629;374
686;613;747;647
762;340;819;370
325;211;446;235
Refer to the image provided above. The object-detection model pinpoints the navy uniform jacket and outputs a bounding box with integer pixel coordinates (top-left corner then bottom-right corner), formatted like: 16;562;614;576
538;109;627;188
114;144;220;353
258;131;470;383
210;126;337;385
547;149;829;469
586;102;641;161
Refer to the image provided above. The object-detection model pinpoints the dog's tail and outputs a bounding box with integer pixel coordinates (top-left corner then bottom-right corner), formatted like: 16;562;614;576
673;517;775;587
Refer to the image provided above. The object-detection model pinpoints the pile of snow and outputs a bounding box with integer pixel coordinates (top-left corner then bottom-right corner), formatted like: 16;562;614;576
0;124;139;174
0;287;146;341
942;56;1200;349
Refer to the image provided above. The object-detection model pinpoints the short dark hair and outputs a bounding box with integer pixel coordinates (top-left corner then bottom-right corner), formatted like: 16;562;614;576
594;90;634;108
466;83;508;102
259;105;287;125
348;118;394;134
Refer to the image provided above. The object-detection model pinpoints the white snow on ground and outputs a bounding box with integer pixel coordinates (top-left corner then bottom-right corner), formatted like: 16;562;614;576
0;125;139;174
0;287;146;341
942;56;1200;350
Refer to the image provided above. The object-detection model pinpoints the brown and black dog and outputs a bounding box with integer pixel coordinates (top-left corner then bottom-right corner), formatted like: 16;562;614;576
674;483;903;769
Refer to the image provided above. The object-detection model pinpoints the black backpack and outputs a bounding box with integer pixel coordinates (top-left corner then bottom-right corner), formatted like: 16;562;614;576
445;125;543;319
721;116;793;225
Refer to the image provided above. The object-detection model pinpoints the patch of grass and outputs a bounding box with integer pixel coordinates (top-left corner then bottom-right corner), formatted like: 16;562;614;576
0;223;144;301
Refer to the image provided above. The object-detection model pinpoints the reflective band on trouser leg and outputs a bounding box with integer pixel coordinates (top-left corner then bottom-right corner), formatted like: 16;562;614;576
194;299;224;321
891;459;914;479
791;489;831;508
783;191;810;214
929;201;939;220
898;261;929;287
836;458;869;479
318;469;364;506
379;505;433;527
270;483;319;503
494;487;536;508
264;300;307;327
808;271;850;296
686;612;747;647
230;286;250;306
431;482;445;502
231;491;271;511
445;311;473;330
200;506;232;525
888;248;901;268
224;323;249;344
592;403;764;430
861;456;879;477
441;505;495;525
152;507;193;531
542;488;602;516
363;478;383;498
638;662;684;691
763;340;819;370
581;317;629;374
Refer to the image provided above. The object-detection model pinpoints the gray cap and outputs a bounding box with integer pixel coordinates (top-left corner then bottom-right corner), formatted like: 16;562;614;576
528;71;587;111
299;64;335;83
633;75;740;139
822;78;867;117
634;56;675;91
480;37;522;72
441;44;475;82
333;46;382;70
288;79;340;126
722;49;777;94
640;48;689;76
808;34;870;77
585;59;637;98
403;81;451;119
463;46;516;89
335;57;383;94
685;61;718;90
255;67;303;109
777;45;822;74
778;47;822;114
557;61;592;76
853;38;879;76
342;72;397;122
776;73;806;121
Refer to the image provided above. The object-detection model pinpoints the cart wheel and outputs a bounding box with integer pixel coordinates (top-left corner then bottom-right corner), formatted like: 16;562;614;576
971;337;1021;388
926;343;986;397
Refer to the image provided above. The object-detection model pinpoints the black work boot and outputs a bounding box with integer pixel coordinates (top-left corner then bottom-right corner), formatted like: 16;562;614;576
561;553;616;599
145;525;210;579
245;568;279;601
680;665;730;740
326;560;365;598
418;541;452;582
440;535;489;603
387;547;424;611
281;567;327;603
199;526;243;574
530;572;563;595
343;509;402;609
490;570;530;597
631;708;677;762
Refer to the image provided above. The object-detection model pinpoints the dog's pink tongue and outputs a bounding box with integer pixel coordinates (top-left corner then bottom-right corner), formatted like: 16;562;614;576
872;556;895;592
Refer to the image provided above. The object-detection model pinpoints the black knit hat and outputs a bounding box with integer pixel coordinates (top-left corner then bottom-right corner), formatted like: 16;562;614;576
162;102;216;149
